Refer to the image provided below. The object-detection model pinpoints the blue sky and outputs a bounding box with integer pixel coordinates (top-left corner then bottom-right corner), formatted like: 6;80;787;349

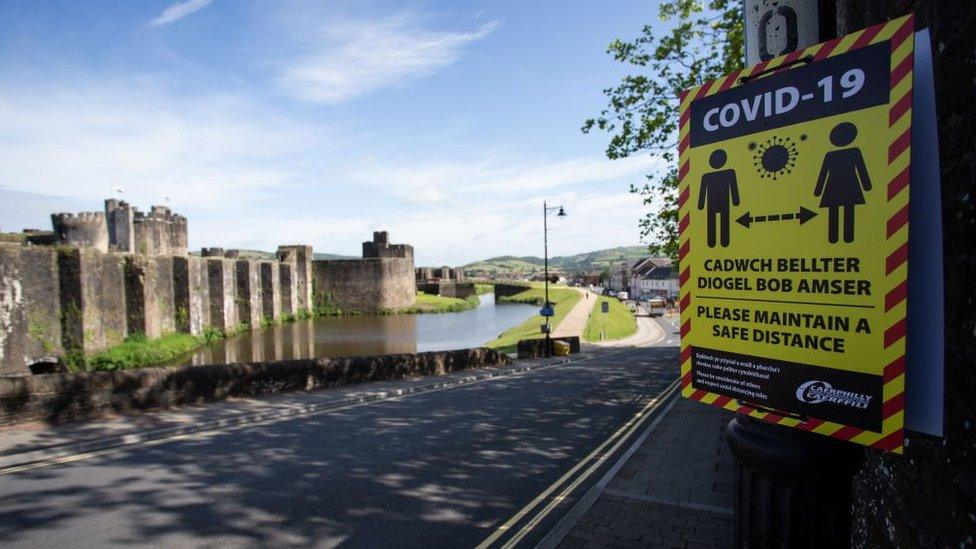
0;0;665;265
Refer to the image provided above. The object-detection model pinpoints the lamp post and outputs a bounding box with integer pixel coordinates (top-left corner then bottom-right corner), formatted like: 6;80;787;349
543;201;566;357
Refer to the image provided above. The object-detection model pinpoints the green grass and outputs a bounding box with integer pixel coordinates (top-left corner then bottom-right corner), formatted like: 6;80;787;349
68;332;204;372
398;291;480;314
583;296;637;342
485;286;582;354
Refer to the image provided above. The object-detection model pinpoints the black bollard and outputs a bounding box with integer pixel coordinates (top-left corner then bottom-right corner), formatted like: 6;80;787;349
726;415;865;548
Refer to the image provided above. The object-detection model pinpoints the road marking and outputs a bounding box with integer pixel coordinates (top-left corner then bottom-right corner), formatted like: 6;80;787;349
476;376;682;549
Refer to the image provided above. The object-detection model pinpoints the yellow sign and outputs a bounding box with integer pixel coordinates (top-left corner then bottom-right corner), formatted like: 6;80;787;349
678;15;914;453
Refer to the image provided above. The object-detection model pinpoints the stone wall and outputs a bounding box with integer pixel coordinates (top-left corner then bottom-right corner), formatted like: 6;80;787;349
312;258;416;312
493;283;531;299
207;258;238;333
1;231;428;374
57;248;127;354
235;259;262;328
51;212;109;253
0;347;511;425
418;281;476;299
18;246;63;363
276;245;312;311
831;2;976;547
0;244;27;376
124;256;176;340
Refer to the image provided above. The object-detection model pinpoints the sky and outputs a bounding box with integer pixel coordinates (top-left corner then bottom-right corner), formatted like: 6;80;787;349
0;0;667;265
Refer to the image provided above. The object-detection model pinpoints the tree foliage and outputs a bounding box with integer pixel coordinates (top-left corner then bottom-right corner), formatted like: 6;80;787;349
583;0;743;261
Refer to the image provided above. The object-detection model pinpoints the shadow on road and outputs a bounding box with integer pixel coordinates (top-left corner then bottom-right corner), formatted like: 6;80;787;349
0;347;678;548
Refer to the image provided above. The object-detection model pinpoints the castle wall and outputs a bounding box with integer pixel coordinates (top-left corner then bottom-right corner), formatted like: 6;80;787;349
123;256;175;339
312;258;416;313
207;258;238;333
277;246;312;312
176;256;210;336
279;263;297;316
105;200;134;253
52;212;109;253
58;249;127;354
235;260;262;328
0;245;28;375
260;262;281;322
19;247;63;363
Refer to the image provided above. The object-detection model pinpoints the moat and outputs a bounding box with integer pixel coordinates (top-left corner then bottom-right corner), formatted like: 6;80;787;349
174;293;535;366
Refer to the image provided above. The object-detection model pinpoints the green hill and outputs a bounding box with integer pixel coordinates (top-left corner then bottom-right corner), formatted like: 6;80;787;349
464;246;648;279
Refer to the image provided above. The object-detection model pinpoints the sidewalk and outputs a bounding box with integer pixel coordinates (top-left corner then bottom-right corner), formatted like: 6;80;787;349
552;288;598;338
549;398;736;549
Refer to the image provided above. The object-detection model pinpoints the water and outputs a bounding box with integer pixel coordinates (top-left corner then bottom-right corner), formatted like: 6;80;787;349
178;293;537;366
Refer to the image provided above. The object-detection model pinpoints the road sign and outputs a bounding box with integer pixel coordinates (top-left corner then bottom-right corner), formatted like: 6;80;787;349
678;15;915;453
540;306;554;317
601;301;609;314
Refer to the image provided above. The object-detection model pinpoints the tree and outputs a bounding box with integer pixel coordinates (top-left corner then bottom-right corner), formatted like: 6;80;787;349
583;0;743;261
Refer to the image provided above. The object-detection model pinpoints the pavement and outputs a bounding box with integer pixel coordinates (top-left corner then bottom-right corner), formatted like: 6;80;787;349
541;313;736;549
0;315;735;549
551;288;598;338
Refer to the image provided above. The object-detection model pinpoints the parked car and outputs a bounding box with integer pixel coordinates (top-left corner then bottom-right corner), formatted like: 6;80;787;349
617;291;629;301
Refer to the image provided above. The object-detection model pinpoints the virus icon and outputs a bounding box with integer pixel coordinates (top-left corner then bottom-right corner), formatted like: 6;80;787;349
752;135;799;181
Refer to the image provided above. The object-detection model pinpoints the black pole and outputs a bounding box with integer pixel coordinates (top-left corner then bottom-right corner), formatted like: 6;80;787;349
727;416;864;548
543;201;551;358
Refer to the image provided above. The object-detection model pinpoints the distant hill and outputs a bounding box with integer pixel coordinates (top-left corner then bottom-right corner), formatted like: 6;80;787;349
464;246;649;279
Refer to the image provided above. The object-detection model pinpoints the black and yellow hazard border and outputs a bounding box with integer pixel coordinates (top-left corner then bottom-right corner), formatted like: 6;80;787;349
677;15;914;453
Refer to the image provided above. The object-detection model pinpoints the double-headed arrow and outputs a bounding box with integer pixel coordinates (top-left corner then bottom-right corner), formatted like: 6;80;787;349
736;206;817;229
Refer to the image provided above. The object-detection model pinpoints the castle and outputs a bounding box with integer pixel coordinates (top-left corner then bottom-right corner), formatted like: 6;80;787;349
43;200;188;255
0;202;416;375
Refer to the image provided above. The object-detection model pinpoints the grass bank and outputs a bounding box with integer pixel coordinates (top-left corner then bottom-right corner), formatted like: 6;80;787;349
485;286;582;355
398;291;480;314
67;332;205;372
583;296;637;342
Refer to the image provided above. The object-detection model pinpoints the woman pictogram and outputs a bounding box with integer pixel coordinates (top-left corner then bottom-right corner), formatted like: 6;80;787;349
814;122;872;243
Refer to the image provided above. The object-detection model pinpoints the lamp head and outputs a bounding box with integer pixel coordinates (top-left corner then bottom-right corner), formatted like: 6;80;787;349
557;206;567;217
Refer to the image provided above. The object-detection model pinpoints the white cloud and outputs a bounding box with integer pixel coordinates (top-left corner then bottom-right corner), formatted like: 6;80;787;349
0;78;329;212
150;0;214;27
347;154;662;204
275;13;498;104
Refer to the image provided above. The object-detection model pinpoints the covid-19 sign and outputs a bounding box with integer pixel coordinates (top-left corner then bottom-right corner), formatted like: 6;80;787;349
678;15;914;453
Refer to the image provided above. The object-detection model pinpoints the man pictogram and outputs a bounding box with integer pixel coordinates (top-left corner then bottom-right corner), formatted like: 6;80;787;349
814;122;872;243
698;149;740;248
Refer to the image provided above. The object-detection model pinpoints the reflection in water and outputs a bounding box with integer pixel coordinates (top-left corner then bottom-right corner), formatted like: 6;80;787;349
180;294;536;366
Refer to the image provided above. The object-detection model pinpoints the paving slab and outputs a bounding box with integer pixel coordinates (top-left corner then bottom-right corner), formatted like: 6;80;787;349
552;397;736;549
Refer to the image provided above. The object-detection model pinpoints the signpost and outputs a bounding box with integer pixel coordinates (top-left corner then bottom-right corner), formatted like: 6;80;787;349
678;14;919;545
601;300;609;341
678;14;915;454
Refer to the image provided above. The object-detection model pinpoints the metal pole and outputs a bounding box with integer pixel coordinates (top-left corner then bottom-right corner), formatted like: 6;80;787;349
543;201;551;358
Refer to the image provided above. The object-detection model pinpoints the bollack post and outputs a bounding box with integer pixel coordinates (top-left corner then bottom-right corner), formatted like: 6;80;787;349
727;415;864;548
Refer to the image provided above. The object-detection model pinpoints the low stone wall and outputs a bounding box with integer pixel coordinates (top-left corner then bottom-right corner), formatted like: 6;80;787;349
0;347;511;426
516;336;581;359
418;281;476;299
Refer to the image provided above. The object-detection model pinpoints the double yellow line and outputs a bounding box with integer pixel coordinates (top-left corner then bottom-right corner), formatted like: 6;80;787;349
477;376;682;549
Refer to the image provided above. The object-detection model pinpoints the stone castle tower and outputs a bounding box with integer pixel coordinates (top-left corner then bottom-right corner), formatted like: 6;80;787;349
362;231;413;259
103;199;188;255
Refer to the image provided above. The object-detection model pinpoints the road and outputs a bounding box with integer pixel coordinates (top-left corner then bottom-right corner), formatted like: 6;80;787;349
0;321;679;548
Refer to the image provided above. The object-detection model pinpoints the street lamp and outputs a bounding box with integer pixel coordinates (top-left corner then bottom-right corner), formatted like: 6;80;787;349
542;201;567;357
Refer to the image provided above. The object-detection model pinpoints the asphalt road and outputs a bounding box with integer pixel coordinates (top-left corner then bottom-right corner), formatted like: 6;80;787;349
0;322;679;548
